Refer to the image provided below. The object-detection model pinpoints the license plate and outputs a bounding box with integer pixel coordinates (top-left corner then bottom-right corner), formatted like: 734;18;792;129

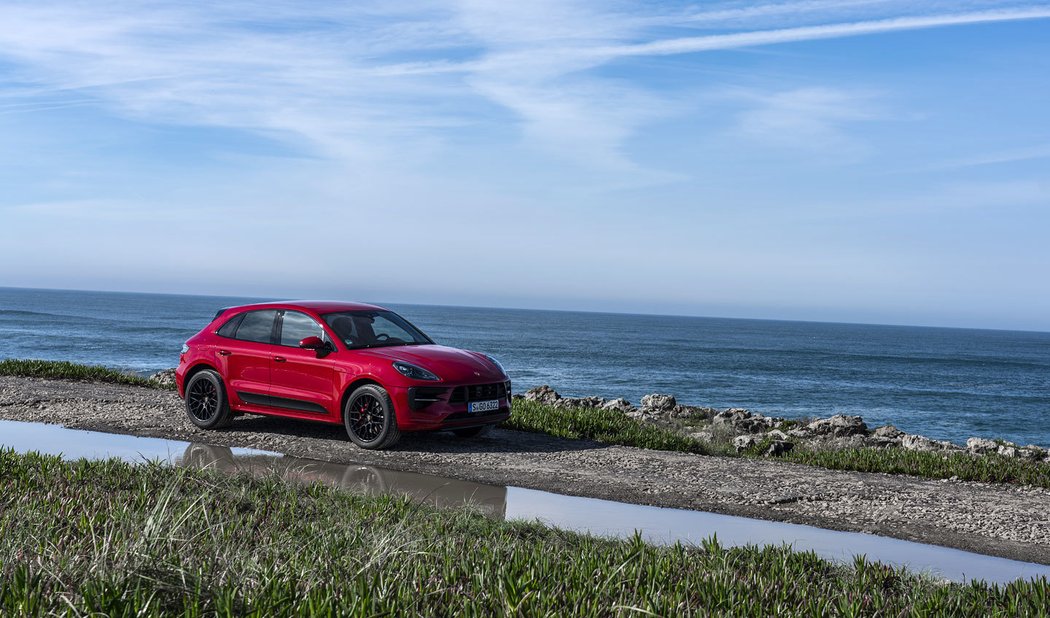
468;399;499;413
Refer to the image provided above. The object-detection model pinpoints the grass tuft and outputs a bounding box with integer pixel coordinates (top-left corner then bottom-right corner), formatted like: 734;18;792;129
0;359;172;389
504;399;707;454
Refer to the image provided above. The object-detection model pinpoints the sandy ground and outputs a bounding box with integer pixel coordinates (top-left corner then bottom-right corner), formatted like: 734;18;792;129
1;375;1048;565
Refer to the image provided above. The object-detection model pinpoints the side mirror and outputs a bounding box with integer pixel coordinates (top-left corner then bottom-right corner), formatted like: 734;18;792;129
299;336;325;350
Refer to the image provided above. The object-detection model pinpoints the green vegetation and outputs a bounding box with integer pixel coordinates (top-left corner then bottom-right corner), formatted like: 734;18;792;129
1;449;1046;616
505;398;707;454
506;399;1050;489
0;359;171;389
783;447;1050;487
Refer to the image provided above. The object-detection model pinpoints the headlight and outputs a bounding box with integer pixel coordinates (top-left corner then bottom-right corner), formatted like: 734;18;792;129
393;361;440;381
181;343;190;354
483;354;506;374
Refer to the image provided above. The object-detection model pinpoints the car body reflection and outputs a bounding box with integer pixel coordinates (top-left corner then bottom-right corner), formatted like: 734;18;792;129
178;443;507;518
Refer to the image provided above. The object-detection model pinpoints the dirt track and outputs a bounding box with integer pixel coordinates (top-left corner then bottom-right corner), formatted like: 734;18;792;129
1;375;1048;565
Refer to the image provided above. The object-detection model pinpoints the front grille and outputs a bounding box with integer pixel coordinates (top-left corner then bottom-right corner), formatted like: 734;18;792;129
448;382;507;404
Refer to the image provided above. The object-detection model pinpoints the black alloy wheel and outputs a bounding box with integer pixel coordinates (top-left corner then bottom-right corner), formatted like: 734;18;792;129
344;384;401;449
184;369;233;430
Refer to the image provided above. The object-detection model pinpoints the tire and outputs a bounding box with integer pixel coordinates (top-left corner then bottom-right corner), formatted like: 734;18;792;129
181;443;234;470
453;425;491;438
184;369;234;430
344;384;401;449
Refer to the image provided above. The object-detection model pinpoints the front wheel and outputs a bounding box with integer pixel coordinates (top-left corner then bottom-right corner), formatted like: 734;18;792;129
344;385;401;449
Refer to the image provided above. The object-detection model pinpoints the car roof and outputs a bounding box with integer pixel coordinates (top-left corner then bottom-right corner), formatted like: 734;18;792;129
221;300;388;316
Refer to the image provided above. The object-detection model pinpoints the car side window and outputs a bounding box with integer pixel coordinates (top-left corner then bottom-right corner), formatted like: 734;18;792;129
234;310;277;344
216;313;244;338
280;311;327;347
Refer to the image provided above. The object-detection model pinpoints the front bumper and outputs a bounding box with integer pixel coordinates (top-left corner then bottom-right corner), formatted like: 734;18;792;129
390;380;512;431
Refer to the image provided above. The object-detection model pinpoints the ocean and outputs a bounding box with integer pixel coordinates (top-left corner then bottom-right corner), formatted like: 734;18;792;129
1;286;1048;446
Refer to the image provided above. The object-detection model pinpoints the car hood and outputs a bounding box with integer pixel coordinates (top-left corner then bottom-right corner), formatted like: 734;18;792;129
358;345;506;383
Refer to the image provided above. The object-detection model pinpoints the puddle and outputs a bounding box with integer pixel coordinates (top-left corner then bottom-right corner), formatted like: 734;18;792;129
1;419;1048;584
180;443;508;518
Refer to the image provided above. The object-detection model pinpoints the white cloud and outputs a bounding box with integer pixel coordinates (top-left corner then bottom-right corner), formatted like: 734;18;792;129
728;87;882;155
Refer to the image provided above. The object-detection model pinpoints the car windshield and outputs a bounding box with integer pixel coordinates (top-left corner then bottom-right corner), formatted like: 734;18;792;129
322;310;433;350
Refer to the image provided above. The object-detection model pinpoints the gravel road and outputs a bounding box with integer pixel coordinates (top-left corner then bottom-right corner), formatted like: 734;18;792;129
2;375;1048;565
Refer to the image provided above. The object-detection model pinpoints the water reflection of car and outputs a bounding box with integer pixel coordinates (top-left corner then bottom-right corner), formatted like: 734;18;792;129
180;444;507;518
175;301;511;449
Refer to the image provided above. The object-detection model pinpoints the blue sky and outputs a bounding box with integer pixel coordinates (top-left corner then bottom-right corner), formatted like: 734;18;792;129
1;1;1048;330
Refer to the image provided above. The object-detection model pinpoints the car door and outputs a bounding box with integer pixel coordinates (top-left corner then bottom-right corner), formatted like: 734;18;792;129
216;309;278;408
268;310;341;418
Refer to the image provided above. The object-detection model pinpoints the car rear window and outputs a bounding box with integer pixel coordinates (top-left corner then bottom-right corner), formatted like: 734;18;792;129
233;310;277;343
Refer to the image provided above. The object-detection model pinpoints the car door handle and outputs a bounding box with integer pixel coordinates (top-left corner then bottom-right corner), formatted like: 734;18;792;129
273;356;286;363
218;350;231;356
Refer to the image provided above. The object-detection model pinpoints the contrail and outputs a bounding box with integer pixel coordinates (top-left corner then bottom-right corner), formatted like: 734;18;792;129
602;8;1050;56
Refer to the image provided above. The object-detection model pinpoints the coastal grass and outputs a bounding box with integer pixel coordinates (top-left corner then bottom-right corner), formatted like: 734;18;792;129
0;358;171;389
504;398;707;453
506;399;1050;489
2;449;1047;617
783;447;1050;487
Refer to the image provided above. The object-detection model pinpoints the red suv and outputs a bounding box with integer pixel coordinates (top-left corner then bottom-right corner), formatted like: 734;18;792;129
175;301;511;449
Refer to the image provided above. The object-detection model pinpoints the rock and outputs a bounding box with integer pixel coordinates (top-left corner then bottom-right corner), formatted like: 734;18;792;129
824;435;877;450
1018;446;1044;461
901;434;938;452
600;398;634;413
733;435;757;453
807;414;868;437
967;437;998;455
523;385;561;405
676;405;718;421
713;409;776;434
765;440;794;457
787;427;813;439
561;396;606;409
873;425;904;440
997;445;1018;458
640;394;677;412
766;429;789;441
902;434;960;452
148;369;177;387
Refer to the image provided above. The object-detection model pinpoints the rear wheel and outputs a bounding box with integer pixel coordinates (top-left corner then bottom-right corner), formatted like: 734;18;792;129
184;369;233;430
344;385;401;449
453;425;491;438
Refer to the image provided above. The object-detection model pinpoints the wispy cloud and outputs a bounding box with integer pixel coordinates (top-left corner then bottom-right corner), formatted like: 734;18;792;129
0;1;1047;177
930;143;1050;170
727;87;882;155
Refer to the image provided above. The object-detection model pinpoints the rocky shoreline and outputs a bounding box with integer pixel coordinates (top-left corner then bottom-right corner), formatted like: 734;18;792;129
519;385;1050;462
147;367;1050;462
